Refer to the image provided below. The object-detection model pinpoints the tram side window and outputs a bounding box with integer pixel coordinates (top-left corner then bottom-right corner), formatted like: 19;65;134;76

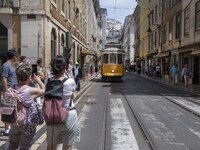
103;54;108;63
110;53;116;64
118;54;123;64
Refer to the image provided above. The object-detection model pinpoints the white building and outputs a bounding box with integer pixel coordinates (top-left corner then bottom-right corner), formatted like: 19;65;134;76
106;18;122;44
100;8;107;49
121;15;135;64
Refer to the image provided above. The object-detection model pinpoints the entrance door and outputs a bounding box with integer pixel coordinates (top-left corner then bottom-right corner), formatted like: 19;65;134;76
0;22;8;51
193;56;200;84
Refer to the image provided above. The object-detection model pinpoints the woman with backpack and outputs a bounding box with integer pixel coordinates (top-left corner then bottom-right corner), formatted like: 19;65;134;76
44;56;80;150
8;63;45;150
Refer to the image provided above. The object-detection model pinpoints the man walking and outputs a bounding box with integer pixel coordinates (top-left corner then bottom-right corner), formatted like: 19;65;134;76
181;64;191;86
170;64;178;85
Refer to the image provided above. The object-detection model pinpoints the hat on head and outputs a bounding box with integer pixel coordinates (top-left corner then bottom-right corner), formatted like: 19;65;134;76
75;62;79;65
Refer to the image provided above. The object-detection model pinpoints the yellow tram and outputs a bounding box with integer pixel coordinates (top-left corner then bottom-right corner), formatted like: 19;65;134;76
100;47;125;81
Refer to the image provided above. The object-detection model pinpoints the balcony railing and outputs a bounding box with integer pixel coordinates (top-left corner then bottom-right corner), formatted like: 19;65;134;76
0;0;13;7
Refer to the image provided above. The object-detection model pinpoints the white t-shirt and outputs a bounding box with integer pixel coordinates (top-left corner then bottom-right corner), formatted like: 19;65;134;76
62;78;76;109
44;75;76;109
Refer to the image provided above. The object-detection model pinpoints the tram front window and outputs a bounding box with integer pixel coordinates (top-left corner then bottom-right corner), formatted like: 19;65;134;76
110;53;116;64
103;54;108;63
118;54;123;64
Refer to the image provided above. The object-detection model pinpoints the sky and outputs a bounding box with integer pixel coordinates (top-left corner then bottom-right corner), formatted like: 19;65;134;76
99;0;137;23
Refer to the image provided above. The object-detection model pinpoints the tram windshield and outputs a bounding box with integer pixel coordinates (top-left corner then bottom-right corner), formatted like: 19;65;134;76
118;54;123;64
110;53;116;64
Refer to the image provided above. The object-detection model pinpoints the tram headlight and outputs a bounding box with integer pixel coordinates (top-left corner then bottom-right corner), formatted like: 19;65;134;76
111;70;114;73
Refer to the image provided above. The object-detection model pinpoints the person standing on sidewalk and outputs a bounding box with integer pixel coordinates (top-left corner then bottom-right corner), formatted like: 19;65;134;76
170;64;178;85
155;64;161;78
66;60;74;79
45;56;80;150
72;62;81;91
1;49;18;136
8;63;45;150
181;64;191;86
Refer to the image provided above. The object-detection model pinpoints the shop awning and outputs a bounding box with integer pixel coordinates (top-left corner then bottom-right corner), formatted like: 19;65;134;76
81;49;97;56
191;50;200;55
158;51;170;57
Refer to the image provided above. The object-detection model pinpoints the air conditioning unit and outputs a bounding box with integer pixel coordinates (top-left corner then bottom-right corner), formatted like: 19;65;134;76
13;0;20;8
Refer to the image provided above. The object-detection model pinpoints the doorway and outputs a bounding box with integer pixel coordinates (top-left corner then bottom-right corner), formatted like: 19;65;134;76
193;56;200;84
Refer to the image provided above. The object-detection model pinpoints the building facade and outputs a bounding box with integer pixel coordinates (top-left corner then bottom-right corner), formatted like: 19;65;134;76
134;0;200;84
121;15;135;66
100;8;107;50
0;0;101;71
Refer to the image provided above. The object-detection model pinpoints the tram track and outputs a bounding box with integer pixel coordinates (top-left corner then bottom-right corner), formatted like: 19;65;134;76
118;85;156;150
135;75;200;117
110;74;200;150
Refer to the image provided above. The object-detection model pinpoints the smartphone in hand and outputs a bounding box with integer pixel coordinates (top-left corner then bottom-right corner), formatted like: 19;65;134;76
32;64;38;76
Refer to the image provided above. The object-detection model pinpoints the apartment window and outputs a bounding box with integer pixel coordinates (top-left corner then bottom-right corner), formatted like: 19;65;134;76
169;0;172;8
184;8;190;35
195;1;200;30
73;0;75;24
60;34;65;55
80;13;82;32
51;28;57;59
152;10;154;24
155;31;157;47
166;0;169;10
159;0;162;16
68;0;71;20
175;15;181;39
62;0;65;13
169;21;173;41
163;24;167;43
155;5;158;21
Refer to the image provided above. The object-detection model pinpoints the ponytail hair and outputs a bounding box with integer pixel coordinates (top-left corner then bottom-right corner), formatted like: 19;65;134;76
50;55;67;76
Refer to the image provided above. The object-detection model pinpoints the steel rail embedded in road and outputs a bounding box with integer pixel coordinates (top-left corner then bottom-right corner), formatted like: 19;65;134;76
135;75;200;118
119;86;156;150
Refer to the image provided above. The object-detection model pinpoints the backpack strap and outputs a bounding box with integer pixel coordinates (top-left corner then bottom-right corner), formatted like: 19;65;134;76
62;78;68;83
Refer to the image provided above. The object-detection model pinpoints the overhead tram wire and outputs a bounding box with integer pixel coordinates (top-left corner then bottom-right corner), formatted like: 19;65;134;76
113;0;117;22
101;5;135;10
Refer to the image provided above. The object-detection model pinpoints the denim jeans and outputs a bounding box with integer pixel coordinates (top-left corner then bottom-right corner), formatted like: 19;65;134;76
75;76;80;90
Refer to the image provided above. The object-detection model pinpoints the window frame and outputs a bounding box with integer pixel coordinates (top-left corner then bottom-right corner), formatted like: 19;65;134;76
195;1;200;31
184;7;190;35
175;14;181;39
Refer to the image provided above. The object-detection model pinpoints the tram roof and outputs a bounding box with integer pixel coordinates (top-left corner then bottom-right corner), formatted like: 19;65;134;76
101;47;125;53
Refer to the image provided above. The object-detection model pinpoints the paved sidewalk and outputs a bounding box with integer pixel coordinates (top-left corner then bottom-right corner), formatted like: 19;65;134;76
0;74;98;147
134;72;200;95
